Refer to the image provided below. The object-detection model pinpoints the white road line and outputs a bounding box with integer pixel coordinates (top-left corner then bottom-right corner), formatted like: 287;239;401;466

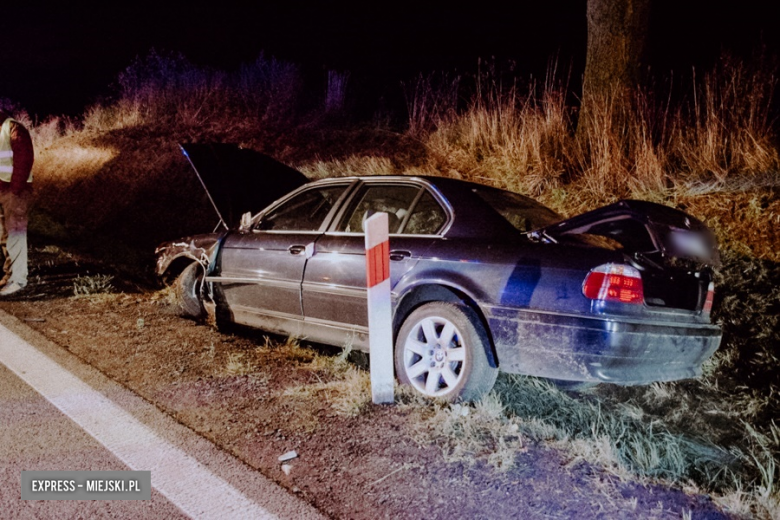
0;323;277;519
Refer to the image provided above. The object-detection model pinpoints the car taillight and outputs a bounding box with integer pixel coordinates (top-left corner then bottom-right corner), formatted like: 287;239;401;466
583;263;644;305
702;281;715;314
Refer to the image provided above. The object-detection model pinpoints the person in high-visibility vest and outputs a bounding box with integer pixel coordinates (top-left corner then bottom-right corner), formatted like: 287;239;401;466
0;109;34;297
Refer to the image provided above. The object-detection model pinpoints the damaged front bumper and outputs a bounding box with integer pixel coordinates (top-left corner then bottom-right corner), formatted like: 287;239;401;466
487;306;722;385
154;232;226;278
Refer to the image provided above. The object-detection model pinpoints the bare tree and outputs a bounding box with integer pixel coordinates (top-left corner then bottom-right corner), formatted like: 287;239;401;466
577;0;651;141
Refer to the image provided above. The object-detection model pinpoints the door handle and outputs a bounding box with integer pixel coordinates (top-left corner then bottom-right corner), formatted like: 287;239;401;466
289;243;315;258
389;250;411;261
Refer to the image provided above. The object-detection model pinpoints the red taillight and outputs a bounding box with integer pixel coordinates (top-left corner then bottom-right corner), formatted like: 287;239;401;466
702;281;715;314
583;264;644;305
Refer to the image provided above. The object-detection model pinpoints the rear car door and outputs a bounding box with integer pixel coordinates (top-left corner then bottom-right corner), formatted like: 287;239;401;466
301;181;449;345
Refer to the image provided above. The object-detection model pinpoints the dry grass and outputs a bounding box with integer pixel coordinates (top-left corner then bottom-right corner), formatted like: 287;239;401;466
82;50;303;134
298;156;400;179
72;274;115;297
417;393;527;471
422;80;571;197
224;352;254;376
402;72;460;136
408;60;779;226
281;341;372;417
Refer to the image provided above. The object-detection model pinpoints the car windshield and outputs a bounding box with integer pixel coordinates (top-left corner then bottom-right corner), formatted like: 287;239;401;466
473;187;562;232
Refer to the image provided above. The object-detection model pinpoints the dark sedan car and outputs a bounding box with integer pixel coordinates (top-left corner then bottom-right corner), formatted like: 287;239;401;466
156;144;722;401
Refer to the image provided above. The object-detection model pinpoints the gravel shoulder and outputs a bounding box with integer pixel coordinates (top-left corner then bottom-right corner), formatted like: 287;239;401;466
0;244;731;519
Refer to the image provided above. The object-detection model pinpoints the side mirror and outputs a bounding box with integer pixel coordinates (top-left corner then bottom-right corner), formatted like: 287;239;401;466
239;212;252;232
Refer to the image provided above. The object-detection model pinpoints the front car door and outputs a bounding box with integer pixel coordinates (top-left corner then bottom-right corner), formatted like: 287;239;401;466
212;181;353;335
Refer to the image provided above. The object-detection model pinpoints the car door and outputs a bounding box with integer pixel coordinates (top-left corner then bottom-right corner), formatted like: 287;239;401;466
215;182;352;334
301;181;449;348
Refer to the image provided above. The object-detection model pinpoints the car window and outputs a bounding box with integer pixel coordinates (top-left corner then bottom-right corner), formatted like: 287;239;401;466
404;190;447;235
473;187;562;232
257;185;346;232
337;185;421;233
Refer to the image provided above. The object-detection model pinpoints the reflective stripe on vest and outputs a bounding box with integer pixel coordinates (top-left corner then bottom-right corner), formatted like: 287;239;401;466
0;118;13;178
0;117;32;183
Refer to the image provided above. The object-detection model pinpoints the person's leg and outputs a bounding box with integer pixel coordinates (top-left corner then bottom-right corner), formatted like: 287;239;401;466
0;190;30;289
0;195;10;287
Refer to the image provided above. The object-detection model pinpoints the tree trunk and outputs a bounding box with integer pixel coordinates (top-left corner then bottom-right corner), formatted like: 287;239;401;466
577;0;651;142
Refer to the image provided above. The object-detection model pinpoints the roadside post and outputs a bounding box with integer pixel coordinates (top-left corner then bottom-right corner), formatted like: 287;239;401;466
364;212;394;404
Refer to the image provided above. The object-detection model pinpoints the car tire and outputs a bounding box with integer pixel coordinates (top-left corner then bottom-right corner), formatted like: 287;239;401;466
173;263;206;319
395;302;498;402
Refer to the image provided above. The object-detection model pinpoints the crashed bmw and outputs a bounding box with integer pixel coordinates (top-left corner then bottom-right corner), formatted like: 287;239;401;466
156;144;722;401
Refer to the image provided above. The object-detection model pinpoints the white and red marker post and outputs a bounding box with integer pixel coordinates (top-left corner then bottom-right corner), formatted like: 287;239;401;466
364;212;395;404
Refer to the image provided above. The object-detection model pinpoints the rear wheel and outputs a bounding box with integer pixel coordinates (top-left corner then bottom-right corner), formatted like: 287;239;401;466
173;262;206;319
395;302;498;402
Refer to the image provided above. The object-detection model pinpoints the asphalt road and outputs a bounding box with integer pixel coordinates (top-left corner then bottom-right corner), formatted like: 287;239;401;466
0;310;327;519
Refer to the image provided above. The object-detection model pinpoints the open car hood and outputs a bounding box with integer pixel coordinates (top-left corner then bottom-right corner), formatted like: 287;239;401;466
536;200;720;267
180;143;309;229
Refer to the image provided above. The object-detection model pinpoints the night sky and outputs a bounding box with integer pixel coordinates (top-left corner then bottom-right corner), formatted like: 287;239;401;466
3;1;779;117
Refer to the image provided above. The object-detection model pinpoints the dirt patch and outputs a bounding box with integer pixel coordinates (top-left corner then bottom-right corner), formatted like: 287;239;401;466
0;244;730;519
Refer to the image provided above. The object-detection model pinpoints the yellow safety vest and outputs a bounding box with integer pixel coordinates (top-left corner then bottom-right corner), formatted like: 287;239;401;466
0;117;33;184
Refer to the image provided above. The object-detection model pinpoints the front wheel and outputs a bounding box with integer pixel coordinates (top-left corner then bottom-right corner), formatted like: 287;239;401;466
173;262;206;319
395;302;498;402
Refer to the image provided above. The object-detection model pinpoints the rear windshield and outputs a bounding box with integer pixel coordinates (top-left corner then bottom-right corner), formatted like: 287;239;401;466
473;188;562;232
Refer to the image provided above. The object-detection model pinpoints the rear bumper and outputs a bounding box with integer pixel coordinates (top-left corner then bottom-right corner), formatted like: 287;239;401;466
487;306;721;385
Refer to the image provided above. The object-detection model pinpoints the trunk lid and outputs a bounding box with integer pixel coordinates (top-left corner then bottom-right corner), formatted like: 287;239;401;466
180;143;309;230
536;200;720;312
537;200;720;268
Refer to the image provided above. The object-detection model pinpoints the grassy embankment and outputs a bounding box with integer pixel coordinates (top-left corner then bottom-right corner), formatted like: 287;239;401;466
16;51;780;517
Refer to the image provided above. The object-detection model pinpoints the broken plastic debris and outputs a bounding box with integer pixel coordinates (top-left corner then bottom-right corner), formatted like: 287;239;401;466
278;450;298;462
450;404;469;417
